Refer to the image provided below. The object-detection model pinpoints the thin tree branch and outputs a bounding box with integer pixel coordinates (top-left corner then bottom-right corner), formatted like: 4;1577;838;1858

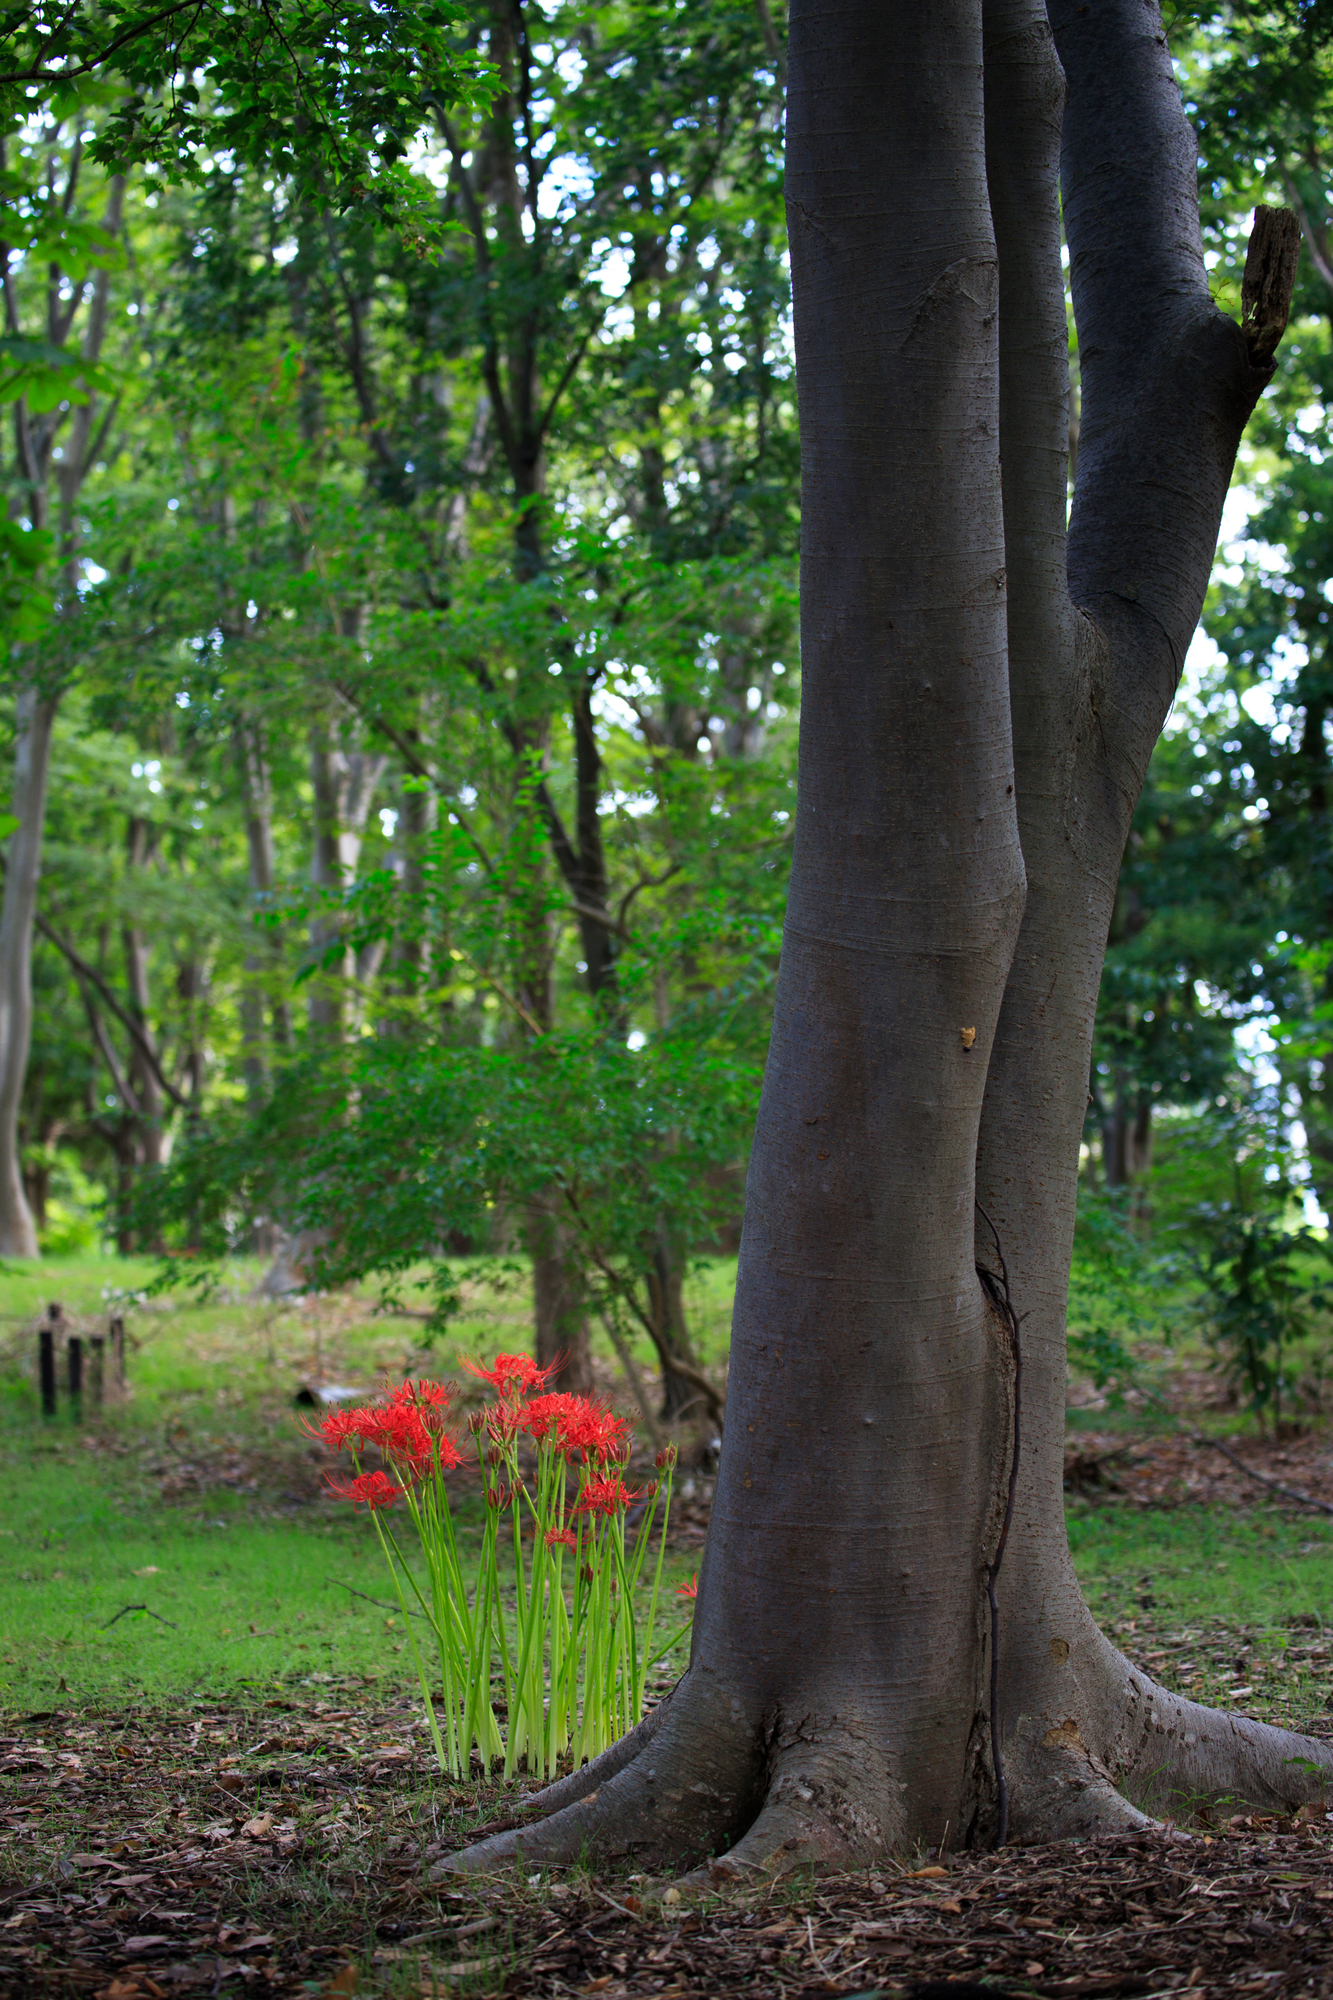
596;1309;665;1451
617;862;680;931
329;681;496;877
562;1186;725;1422
33;907;189;1109
1193;1432;1333;1519
536;325;594;440
0;0;201;86
75;970;144;1119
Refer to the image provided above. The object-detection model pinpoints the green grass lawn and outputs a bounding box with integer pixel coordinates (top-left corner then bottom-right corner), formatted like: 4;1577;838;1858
0;1255;704;1712
2;1253;1331;1724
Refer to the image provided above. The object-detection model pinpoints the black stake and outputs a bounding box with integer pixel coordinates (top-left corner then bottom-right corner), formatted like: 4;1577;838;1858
109;1315;126;1391
39;1326;56;1418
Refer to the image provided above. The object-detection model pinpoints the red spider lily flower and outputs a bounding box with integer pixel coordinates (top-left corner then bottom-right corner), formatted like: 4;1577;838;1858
372;1405;435;1472
583;1411;631;1460
525;1394;631;1462
326;1469;398;1511
300;1407;367;1453
521;1391;581;1446
654;1443;678;1470
676;1573;698;1599
573;1475;645;1518
544;1527;577;1550
462;1352;557;1400
423;1431;463;1473
390;1378;453;1410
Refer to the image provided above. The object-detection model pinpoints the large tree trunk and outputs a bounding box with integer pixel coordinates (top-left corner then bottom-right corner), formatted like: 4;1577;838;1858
0;686;57;1258
442;0;1331;1877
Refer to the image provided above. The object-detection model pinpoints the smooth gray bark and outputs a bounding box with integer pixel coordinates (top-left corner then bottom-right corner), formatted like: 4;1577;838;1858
975;0;1327;1838
448;0;1027;1870
122;817;167;1172
442;0;1330;1874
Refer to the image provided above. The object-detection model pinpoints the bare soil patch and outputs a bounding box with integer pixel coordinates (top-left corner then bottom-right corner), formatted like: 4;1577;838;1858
1063;1433;1333;1514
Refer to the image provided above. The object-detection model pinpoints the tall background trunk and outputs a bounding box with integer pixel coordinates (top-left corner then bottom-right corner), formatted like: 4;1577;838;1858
0;687;57;1256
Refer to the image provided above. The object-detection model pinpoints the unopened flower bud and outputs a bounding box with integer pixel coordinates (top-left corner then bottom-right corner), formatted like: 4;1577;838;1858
654;1443;677;1470
487;1445;502;1467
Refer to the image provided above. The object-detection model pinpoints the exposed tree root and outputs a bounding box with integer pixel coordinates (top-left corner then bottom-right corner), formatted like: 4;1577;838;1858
1105;1654;1333;1820
432;1670;762;1878
433;1647;1333;1881
677;1720;904;1887
1004;1714;1156;1842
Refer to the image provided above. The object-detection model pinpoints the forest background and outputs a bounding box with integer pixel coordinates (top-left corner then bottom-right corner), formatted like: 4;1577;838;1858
7;0;1333;1430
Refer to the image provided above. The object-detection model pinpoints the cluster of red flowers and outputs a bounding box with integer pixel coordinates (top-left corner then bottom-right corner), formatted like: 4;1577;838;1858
315;1357;640;1515
521;1391;630;1463
311;1377;463;1505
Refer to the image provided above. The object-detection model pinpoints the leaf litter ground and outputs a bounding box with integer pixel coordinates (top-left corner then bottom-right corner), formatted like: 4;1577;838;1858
4;1502;1333;1998
0;1680;1331;2000
3;1313;1332;2000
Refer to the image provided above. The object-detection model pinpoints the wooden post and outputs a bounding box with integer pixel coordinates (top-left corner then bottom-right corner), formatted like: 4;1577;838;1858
88;1335;105;1411
109;1315;126;1391
67;1335;83;1415
39;1326;56;1418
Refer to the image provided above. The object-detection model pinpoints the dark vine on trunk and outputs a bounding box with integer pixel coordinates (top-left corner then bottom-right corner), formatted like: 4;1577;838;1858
975;1202;1023;1849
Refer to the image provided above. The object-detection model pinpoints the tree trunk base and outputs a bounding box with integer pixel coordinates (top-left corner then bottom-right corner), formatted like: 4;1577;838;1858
432;1651;1333;1880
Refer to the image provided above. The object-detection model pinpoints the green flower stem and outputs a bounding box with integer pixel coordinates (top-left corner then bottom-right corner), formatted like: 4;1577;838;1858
371;1510;454;1777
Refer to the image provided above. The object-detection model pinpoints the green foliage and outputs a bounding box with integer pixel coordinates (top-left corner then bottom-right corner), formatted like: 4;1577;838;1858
132;905;774;1331
1068;1188;1172;1394
0;521;51;642
0;3;496;239
1191;1205;1333;1427
0;335;118;411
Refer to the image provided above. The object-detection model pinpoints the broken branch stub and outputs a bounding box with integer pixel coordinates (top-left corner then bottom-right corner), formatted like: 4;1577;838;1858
1242;204;1301;368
